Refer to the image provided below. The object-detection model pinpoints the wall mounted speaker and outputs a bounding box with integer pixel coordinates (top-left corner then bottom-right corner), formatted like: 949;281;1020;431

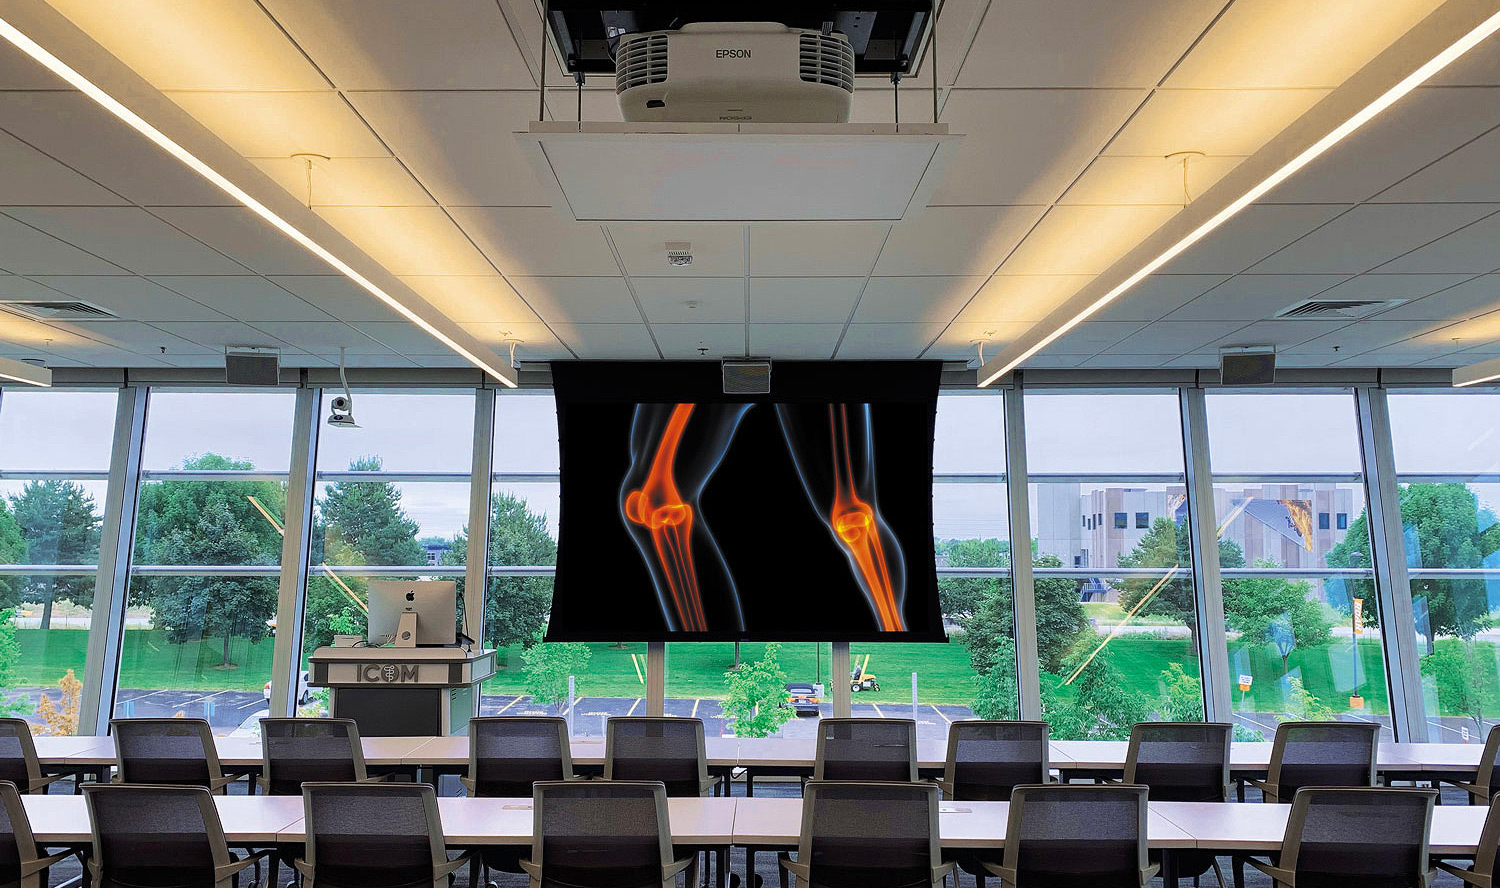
722;359;771;394
225;348;281;386
1220;349;1276;386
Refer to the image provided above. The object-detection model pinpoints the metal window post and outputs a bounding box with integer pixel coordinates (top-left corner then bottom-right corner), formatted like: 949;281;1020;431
831;642;851;717
466;389;496;648
646;641;665;715
1179;387;1231;722
1355;387;1426;741
1004;386;1042;720
269;387;321;717
79;387;147;736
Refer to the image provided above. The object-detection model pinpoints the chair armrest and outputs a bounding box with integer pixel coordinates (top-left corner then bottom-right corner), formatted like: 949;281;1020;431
778;853;810;880
518;858;542;878
460;776;476;794
207;774;236;792
931;861;957;887
978;861;1017;887
20;849;79;877
1244;778;1277;802
663;855;697;879
435;850;474;878
215;849;271;880
29;773;67;792
1139;862;1160;887
357;774;387;784
1246;857;1294;886
936;779;954;797
700;777;720;796
294;858;315;879
1437;861;1490;888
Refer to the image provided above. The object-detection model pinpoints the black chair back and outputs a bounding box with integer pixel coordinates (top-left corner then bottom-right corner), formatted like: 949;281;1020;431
1267;721;1378;801
801;781;940;888
301;782;448;888
111;718;225;788
531;780;673;888
84;783;229;887
1124;721;1231;802
0;722;42;794
1004;784;1150;886
943;720;1049;801
604;717;710;797
261;717;368;796
814;718;918;783
1477;725;1500;799
468;717;573;797
1282;787;1436;887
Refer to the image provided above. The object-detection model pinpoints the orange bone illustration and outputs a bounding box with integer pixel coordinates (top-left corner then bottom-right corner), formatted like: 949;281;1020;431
623;403;708;631
828;404;904;631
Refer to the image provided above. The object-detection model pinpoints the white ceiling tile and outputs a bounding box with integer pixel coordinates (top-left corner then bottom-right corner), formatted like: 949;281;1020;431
749;278;864;322
1215;319;1356;352
28;276;229;322
1432;31;1500;86
854;276;983;323
1375;211;1500;275
315;207;498;275
345;321;453;353
250;157;435;208
1374;275;1500;322
875;207;1045;276
464;322;571;360
1160;353;1224;369
3;208;246;275
632;279;744;324
957;0;1222;88
749;323;842;358
953;274;1096;324
1161;204;1351;274
507;277;640;325
1312;273;1474;306
447;208;617;276
1105;89;1329;157
0;313;113;351
395;275;538;324
267;276;407;322
1002;204;1183;275
0;93;232;207
45;0;330;90
242;320;390;353
345;91;553;206
1102;320;1247;354
1089;274;1229;322
151;206;333;275
930;89;1148;204
929;322;1034;359
1164;274;1350;321
1164;0;1445;88
0;37;77;89
608;224;744;277
1080;353;1174;369
0;213;132;275
54;320;215;354
836;323;945;359
152;320;299;351
262;0;534;90
1353;343;1466;365
1252;204;1500;275
0;129;125;205
1043;321;1149;354
552;323;659;359
749;223;887;276
1062;155;1245;205
650;324;746;360
33;346;170;368
165;91;388;159
146;276;330;322
1274;88;1500;203
1414;312;1500;351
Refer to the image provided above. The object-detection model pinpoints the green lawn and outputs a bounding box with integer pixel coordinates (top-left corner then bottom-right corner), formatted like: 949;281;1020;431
13;628;275;692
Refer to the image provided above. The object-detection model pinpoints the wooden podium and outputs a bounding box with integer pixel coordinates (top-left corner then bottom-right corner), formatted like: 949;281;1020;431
307;646;496;736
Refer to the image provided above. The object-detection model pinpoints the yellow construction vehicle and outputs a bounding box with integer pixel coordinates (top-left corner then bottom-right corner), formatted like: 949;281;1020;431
850;654;879;692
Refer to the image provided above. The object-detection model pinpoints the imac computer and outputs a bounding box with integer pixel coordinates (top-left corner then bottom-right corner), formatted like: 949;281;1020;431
367;580;457;647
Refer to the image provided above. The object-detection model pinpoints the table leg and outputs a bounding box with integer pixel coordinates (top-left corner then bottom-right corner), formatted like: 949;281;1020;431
1162;850;1178;888
746;848;756;888
717;848;729;888
746;770;755;798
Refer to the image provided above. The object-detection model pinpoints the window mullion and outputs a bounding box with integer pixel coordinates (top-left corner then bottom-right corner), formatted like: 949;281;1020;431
1180;387;1231;722
269;386;321;717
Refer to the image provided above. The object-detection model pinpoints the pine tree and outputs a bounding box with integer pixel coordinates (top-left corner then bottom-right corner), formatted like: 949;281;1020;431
9;480;101;629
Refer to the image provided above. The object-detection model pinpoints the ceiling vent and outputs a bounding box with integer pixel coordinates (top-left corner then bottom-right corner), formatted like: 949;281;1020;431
1274;298;1404;320
0;300;118;321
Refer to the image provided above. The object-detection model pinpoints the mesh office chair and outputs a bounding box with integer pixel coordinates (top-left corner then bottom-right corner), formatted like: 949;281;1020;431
521;780;698;888
1124;722;1232;888
1444;723;1500;805
940;720;1051;801
778;781;953;888
110;718;233;791
464;717;576;883
0;721;64;796
1438;792;1500;887
813;719;918;783
259;718;374;796
1249;721;1380;803
1237;787;1436;888
604;718;716;797
83;783;269;888
986;784;1158;888
0;780;78;888
297;782;470;888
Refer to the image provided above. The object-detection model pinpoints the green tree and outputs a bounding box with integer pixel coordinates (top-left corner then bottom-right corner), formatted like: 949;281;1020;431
521;631;591;710
721;643;794;738
1284;675;1335;721
10;480;101;629
442;491;557;648
1421;639;1495;731
939;537;1010;621
1223;560;1332;673
956;549;1088;677
1157;663;1204;722
0;505;27;610
1328;483;1498;648
970;636;1019;720
0;609;31;717
1040;645;1148;741
1116;517;1246;650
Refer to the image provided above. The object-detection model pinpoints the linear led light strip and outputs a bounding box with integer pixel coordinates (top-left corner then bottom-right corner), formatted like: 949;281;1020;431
0;16;517;388
1454;355;1500;387
0;354;51;387
980;8;1500;388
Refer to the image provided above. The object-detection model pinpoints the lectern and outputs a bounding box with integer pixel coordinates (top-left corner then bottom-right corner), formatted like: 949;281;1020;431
306;646;496;736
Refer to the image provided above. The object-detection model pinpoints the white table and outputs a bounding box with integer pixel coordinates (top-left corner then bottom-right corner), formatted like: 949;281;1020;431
22;794;305;844
1151;800;1490;856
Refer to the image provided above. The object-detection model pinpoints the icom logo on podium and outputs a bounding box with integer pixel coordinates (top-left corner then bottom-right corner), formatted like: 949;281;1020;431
358;663;419;683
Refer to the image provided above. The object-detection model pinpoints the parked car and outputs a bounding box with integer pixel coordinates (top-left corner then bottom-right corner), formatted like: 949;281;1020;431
229;709;268;739
784;682;821;716
263;670;313;706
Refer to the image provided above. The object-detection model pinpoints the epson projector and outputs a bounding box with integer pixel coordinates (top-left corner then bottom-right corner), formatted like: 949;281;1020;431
616;22;854;123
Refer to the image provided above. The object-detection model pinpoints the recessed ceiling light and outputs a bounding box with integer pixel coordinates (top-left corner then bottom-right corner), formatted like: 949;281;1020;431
0;14;516;387
1454;355;1500;388
978;7;1500;388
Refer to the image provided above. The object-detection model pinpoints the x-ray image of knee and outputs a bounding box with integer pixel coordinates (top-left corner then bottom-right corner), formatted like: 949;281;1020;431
619;402;750;632
776;403;907;631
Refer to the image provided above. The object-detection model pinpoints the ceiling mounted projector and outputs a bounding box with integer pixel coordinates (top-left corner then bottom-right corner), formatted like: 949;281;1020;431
617;23;853;123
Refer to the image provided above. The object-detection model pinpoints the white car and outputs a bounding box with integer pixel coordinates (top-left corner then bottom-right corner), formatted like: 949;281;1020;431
229;709;268;739
263;670;313;706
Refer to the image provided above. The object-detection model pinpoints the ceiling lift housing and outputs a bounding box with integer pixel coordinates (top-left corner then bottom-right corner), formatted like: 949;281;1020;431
617;22;854;123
